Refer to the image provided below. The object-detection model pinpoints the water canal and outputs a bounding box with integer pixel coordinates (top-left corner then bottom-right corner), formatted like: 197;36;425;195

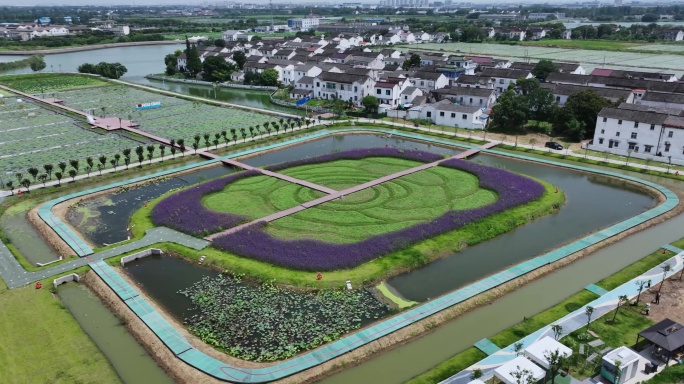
58;283;173;384
66;132;655;303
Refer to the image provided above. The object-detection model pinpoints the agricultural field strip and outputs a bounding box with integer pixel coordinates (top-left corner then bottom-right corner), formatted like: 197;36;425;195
410;43;684;72
205;145;488;240
444;252;684;384
56;86;273;139
1;128;678;382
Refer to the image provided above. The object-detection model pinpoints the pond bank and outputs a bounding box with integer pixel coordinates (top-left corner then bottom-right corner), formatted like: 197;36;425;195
0;40;182;55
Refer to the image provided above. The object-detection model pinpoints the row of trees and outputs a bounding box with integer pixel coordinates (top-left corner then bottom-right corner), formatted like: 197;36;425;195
4;117;315;193
77;62;128;79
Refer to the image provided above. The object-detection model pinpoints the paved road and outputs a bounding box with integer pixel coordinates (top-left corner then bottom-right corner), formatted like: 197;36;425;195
0;227;207;289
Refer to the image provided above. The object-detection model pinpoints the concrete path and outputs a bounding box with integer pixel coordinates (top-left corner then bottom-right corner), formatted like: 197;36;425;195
205;142;495;240
439;250;684;384
0;227;208;289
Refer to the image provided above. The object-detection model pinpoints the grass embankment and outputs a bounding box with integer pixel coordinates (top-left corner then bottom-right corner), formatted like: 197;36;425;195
0;55;45;72
268;165;497;244
130;176;562;288
407;248;674;384
0;270;120;384
0;73;111;93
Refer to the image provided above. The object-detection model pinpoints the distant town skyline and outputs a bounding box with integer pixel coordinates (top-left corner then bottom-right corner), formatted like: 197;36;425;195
10;0;678;7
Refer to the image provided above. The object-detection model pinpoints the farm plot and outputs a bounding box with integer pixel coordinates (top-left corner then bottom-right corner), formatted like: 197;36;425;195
411;43;684;73
56;86;273;140
0;73;110;93
0;98;141;174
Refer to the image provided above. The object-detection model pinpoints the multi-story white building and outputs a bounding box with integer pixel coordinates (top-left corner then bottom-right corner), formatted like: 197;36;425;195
409;100;488;129
288;18;319;32
433;86;497;109
591;104;684;164
373;79;412;107
313;72;375;105
480;68;533;93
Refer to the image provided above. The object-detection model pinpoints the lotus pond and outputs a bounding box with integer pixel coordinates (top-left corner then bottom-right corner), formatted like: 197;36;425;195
124;254;388;362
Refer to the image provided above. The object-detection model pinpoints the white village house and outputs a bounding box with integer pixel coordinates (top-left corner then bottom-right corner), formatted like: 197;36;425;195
313;72;375;105
591;103;684;164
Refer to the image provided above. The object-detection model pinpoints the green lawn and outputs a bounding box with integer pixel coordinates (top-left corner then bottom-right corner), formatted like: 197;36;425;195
278;157;422;189
0;278;120;384
0;73;111;94
267;165;496;243
202;175;324;219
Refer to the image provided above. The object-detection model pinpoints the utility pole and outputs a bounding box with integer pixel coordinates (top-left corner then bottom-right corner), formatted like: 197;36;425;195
270;0;274;32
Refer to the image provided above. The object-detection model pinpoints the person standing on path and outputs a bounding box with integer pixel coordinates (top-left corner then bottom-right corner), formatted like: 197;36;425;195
655;292;661;304
645;303;651;316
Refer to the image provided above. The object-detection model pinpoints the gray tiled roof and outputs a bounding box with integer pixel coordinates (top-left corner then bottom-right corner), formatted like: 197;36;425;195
317;71;371;84
638;319;684;351
642;91;684;104
430;99;480;113
480;67;531;79
552;84;633;100
598;107;670;125
434;86;494;98
546;72;590;84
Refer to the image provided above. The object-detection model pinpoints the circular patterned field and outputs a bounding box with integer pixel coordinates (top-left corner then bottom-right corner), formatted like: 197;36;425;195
266;164;497;243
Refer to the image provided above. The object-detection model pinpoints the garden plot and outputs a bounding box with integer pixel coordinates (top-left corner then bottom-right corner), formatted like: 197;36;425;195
0;99;141;174
56;86;273;141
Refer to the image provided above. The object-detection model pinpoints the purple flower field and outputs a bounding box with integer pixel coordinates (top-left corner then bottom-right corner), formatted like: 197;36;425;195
212;155;546;271
265;147;444;172
151;169;260;236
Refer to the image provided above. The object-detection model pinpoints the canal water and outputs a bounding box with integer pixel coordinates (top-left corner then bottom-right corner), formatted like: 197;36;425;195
0;157;204;265
0;45;284;112
69;132;655;303
58;283;173;384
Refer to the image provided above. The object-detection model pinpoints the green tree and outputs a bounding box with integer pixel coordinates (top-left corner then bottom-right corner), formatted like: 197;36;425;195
585;306;594;332
186;44;203;77
544;349;568;384
260;68;280;86
551;324;564;340
98;155;107;174
490;90;528;133
361;95;380;113
233;51;247;70
177;139;186;157
29;56;46;72
402;53;422;70
27;167;39;182
611;295;628;323
146;145;155;164
531;59;558;81
164;52;179;75
560;90;612;139
159;144;166;160
85;157;94;176
642;13;658;22
214;38;226;47
69;159;79;174
68;169;77;181
21;178;31;192
6;180;14;194
635;280;648;304
658;263;672;294
54;172;62;186
42;163;53;180
202;56;237;82
38;174;48;187
58;161;67;175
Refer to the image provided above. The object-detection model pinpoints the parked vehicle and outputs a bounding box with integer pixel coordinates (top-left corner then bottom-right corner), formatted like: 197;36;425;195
545;141;563;150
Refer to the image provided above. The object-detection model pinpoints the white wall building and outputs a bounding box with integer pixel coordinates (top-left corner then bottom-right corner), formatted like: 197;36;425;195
592;104;684;164
412;100;488;129
288;18;319;31
480;68;533;93
410;71;449;93
313;72;375;105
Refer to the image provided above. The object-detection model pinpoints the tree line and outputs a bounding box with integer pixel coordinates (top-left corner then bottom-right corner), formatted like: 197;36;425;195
77;62;128;79
3;117;314;193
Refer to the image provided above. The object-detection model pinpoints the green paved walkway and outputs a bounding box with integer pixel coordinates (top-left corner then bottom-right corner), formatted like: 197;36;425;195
585;283;609;296
474;338;501;356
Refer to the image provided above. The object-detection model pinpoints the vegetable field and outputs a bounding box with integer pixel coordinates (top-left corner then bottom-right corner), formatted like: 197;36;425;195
0;97;140;174
0;73;110;93
55;86;273;140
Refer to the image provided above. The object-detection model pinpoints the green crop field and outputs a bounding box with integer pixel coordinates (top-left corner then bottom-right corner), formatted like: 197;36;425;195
279;157;423;189
0;73;111;94
0;281;120;384
0;96;142;174
266;165;496;243
203;175;324;218
55;85;273;141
